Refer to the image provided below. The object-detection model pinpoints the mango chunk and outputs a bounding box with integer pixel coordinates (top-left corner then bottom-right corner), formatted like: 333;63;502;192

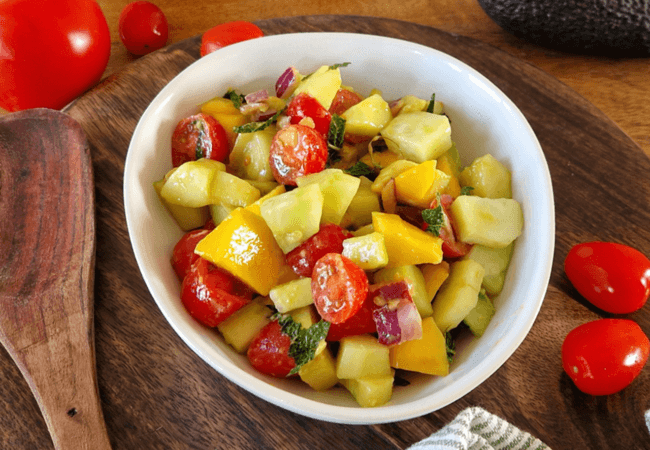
341;94;392;137
389;317;449;376
420;261;450;301
371;212;443;268
371;159;418;194
394;160;451;208
380;111;452;163
200;96;247;147
299;341;339;391
340;370;395;407
194;207;285;295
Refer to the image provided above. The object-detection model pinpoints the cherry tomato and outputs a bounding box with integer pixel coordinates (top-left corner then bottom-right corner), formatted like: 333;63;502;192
329;88;363;115
171;229;211;280
247;320;296;377
326;287;379;341
0;0;110;111
311;253;369;324
565;241;650;314
286;93;332;137
119;1;168;55
425;194;472;258
180;258;249;327
200;21;264;57
171;113;229;167
269;124;328;186
562;319;649;395
285;223;353;277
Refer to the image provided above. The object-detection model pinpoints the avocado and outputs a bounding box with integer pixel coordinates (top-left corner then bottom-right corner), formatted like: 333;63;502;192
478;0;650;56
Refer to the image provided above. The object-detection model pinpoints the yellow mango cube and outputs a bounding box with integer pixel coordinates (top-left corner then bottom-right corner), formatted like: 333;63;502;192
389;317;449;376
359;149;401;170
370;159;418;194
194;208;285;295
371;212;443;268
421;261;450;301
200;96;248;147
394;160;451;208
341;94;392;137
436;154;462;198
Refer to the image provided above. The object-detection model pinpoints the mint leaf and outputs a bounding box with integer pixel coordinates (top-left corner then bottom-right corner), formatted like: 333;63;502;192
275;313;330;376
233;108;285;134
426;92;436;113
460;186;474;196
422;206;445;237
225;89;245;109
344;161;375;178
328;62;351;70
445;332;456;363
327;113;345;150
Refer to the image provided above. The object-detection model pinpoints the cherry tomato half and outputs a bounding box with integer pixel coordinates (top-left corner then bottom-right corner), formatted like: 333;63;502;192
171;113;229;167
180;258;249;327
119;1;168;55
311;253;369;324
285;223;353;278
269;124;328;186
286;93;332;137
424;194;472;258
329;88;363;116
171;228;211;280
0;0;110;111
562;319;649;395
247;320;296;377
565;241;650;314
200;21;264;57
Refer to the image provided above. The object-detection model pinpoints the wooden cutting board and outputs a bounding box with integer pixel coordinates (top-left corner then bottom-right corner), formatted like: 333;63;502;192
2;15;648;450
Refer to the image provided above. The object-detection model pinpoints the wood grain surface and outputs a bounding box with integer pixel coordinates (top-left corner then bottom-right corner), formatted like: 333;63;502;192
1;15;649;450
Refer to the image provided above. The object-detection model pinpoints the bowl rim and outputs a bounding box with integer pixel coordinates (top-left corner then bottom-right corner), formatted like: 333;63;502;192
124;31;555;424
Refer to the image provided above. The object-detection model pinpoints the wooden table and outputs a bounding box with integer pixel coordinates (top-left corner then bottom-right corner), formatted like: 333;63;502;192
1;2;650;450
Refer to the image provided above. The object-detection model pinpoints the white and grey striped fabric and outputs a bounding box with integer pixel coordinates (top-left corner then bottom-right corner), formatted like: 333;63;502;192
407;407;550;450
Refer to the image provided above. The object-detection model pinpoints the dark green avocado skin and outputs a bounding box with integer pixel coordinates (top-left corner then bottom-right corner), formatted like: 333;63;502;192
478;0;650;56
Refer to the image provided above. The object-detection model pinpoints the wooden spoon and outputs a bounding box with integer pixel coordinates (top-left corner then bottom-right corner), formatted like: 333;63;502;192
0;109;111;449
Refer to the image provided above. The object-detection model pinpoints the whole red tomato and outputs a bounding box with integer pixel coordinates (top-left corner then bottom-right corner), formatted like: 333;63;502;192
119;1;169;55
0;0;110;111
200;21;264;57
562;319;649;395
565;241;650;314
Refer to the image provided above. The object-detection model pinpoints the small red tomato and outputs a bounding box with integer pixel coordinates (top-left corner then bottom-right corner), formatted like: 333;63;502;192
286;93;332;137
326;289;378;341
565;241;650;314
285;223;353;277
171;113;229;167
269;124;328;186
171;229;211;280
247;320;296;377
562;319;649;395
181;258;249;327
329;88;363;115
119;1;168;55
200;21;264;57
311;253;369;324
424;194;472;258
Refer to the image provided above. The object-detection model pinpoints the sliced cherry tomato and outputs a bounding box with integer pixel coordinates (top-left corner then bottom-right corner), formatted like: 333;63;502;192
311;253;369;324
286;92;332;137
118;1;168;55
424;194;472;258
285;223;353;277
180;258;249;327
200;21;264;57
565;241;650;314
562;319;649;395
247;320;296;377
329;88;363;115
171;113;229;167
326;285;382;341
171;228;211;280
269;124;328;186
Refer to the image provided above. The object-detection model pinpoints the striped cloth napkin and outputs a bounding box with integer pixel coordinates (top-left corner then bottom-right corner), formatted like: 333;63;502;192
407;407;550;450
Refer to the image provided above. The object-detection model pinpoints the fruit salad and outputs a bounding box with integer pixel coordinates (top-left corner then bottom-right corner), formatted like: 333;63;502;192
154;62;524;407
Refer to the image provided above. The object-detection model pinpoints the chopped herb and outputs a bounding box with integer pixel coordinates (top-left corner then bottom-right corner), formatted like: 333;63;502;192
426;92;436;113
275;313;330;376
344;161;376;178
233;108;286;133
328;114;346;150
421;205;445;237
445;332;456;363
328;62;351;70
225;89;245;109
460;186;474;196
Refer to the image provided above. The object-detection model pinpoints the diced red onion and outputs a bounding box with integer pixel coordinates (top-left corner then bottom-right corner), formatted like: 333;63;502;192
244;89;269;104
275;66;301;99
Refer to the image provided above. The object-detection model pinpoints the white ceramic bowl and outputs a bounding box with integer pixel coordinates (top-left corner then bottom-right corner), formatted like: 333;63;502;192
124;32;554;424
